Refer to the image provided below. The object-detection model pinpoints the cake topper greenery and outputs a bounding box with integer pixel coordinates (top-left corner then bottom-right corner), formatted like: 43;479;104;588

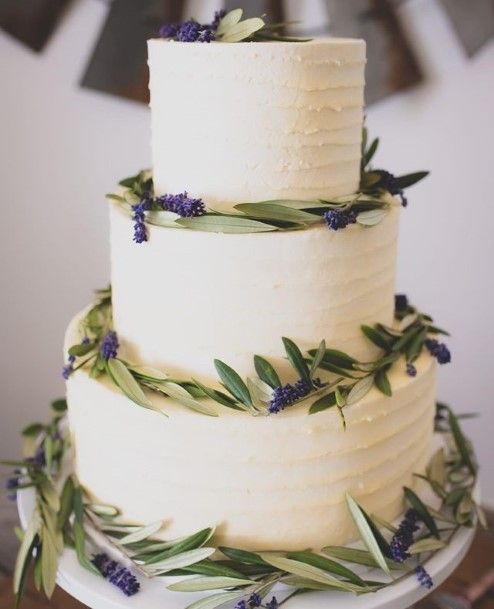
2;399;483;608
158;8;312;44
62;287;450;421
106;130;428;241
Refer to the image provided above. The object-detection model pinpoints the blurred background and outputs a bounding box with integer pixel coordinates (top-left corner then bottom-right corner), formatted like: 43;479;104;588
0;0;493;517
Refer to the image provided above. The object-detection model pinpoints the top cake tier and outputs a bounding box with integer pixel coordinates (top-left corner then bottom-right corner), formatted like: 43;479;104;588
148;38;366;211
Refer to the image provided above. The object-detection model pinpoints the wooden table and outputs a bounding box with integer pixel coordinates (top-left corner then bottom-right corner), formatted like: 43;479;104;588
1;495;493;609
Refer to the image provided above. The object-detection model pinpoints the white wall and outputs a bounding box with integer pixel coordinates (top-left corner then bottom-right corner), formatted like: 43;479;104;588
1;0;493;503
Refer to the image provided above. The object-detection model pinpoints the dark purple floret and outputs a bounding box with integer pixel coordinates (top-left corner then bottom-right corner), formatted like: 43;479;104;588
62;354;76;380
33;445;46;468
415;565;433;589
131;196;151;244
373;169;407;207
92;553;140;597
235;601;247;609
82;336;90;345
157;192;206;217
159;23;179;38
5;476;19;501
268;378;315;414
324;209;357;231
5;477;18;490
406;363;417;377
211;9;227;28
395;294;409;311
176;20;202;42
389;508;419;563
248;593;262;608
198;26;216;43
266;598;278;609
100;330;119;361
425;339;451;364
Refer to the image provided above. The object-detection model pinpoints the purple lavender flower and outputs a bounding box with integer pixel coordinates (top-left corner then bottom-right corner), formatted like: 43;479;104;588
373;169;407;207
268;378;320;414
406;363;417;377
395;294;409;311
235;601;246;609
324;209;357;231
131;196;151;244
92;553;140;597
211;9;227;28
248;593;262;608
389;509;419;563
62;354;76;380
5;476;19;500
100;330;119;361
266;598;278;609
176;20;202;42
159;23;179;38
415;565;433;589
157;192;206;217
425;339;451;364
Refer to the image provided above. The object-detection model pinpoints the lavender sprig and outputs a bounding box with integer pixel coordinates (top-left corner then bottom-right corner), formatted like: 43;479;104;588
131;195;151;243
373;170;408;207
269;378;322;414
157;192;206;217
425;339;451;364
415;565;433;589
92;553;140;597
389;509;419;563
100;331;119;361
324;209;357;231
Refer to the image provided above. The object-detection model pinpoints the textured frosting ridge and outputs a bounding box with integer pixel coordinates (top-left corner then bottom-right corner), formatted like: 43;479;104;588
110;203;400;379
148;38;366;210
66;306;436;551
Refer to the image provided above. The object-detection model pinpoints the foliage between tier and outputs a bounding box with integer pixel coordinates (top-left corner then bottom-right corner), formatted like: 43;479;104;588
62;287;451;421
106;130;428;237
1;401;483;608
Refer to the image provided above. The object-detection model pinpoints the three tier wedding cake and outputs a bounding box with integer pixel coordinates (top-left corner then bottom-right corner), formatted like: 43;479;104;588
65;33;435;552
7;8;481;609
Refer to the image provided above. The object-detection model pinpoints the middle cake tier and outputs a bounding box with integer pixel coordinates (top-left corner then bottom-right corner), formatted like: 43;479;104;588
110;203;399;379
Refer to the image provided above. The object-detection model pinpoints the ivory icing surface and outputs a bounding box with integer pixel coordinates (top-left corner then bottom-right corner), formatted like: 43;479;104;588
148;38;366;211
110;203;400;380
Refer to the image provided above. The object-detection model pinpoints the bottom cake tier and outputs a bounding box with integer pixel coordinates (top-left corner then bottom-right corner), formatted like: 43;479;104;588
65;313;437;552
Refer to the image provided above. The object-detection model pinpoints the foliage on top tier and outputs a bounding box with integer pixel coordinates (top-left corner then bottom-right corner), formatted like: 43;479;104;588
158;8;312;44
106;129;429;240
1;399;484;608
61;287;450;421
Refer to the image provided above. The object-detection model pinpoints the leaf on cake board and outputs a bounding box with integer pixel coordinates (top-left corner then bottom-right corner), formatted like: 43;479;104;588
345;494;391;576
145;547;216;575
184;590;247;609
0;0;72;52
168;576;254;592
80;0;185;103
258;553;367;592
119;520;164;545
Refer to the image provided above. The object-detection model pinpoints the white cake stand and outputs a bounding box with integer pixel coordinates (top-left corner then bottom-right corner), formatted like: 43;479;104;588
17;485;476;609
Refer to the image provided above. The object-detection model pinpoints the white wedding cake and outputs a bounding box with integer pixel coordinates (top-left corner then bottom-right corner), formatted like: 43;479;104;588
64;36;438;553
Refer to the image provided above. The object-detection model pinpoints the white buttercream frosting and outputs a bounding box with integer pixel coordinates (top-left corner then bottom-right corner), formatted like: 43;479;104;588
148;38;366;211
65;309;436;551
110;203;399;379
